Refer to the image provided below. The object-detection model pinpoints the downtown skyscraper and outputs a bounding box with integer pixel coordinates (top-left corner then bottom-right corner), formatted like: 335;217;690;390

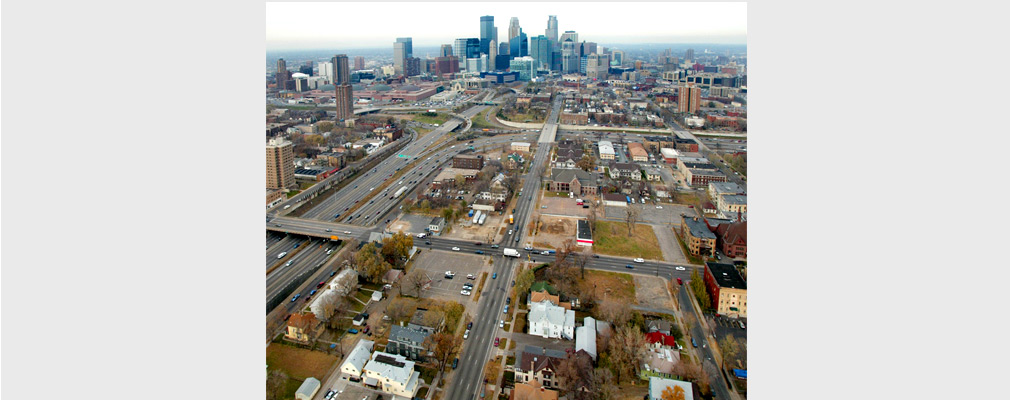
508;17;520;41
480;15;495;55
275;58;288;90
546;15;558;50
393;37;412;76
530;35;551;71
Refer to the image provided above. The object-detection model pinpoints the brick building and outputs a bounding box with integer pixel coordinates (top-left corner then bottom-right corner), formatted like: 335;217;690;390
680;216;716;257
703;262;747;317
452;154;484;170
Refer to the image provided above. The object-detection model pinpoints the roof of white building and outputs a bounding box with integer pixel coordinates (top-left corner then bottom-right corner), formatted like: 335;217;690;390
575;317;597;359
364;351;416;386
529;302;571;328
341;339;374;374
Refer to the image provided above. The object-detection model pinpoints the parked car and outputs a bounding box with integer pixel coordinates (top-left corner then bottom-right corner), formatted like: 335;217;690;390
492;272;497;279
494;337;500;346
348;328;359;334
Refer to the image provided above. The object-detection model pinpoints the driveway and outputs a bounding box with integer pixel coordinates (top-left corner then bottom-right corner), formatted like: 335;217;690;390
653;225;689;264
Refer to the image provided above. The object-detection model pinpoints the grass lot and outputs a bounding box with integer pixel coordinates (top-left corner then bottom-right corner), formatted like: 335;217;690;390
266;343;340;381
501;111;545;123
353;290;371;304
473;272;488;302
415;127;432;137
513;316;526;333
285;190;301;198
412;112;451;126
419;366;438;383
592;221;663;260
470;112;499;130
582;270;636;305
545;191;570;198
498;337;508;350
298;181;316;190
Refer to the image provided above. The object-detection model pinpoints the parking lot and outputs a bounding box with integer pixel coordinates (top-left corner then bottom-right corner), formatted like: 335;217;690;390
712;315;748;341
389;213;434;236
539;196;590;218
410;250;490;304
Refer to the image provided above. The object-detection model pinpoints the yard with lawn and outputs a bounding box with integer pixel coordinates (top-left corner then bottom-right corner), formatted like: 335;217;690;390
592;221;663;260
266;342;340;381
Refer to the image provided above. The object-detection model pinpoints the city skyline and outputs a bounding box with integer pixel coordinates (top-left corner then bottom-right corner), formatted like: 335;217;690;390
266;2;747;50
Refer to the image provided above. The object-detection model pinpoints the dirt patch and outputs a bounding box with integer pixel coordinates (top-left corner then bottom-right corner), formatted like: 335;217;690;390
582;270;636;305
266;342;340;381
527;216;578;248
633;275;674;310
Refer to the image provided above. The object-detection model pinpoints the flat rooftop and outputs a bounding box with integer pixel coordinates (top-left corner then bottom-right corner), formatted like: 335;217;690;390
707;262;746;290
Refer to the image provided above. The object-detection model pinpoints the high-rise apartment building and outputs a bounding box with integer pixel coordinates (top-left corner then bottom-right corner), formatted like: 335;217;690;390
685;48;695;61
561;39;578;73
332;54;350;85
480;15;495;55
276;58;289;90
334;84;353;119
440;44;453;58
678;83;701;114
299;62;313;76
354;56;365;70
530;35;551;71
508;17;520;40
266;137;295;190
393;37;413;76
586;53;607;80
546;15;559;50
582;42;597;57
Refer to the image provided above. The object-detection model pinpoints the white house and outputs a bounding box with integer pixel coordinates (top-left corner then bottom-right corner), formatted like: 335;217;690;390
362;351;422;398
340;339;374;377
512;142;531;152
528;301;575;340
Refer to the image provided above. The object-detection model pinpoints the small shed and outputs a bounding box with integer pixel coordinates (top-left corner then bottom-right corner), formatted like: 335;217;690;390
295;377;320;400
371;290;383;302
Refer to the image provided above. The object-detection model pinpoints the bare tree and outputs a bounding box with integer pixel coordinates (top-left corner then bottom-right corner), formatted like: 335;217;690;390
598;299;632;328
404;268;429;297
572;250;590;279
266;369;288;400
424;332;463;372
624;206;640;236
718;333;741;371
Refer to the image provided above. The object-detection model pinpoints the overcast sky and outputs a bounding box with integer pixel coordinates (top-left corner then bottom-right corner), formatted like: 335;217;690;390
266;2;746;50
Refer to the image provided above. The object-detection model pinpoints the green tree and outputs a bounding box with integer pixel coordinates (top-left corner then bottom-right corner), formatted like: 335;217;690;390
441;207;454;223
718;333;741;371
317;121;335;133
514;269;536;300
380;232;414;268
355;242;392;283
689;269;711;310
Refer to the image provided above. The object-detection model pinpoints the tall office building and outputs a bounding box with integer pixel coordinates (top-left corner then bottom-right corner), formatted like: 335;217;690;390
480;15;495;55
678;83;701;114
611;50;625;66
530;35;551;71
454;38;480;70
509;30;528;59
561;39;578;73
582;42;597;57
354;56;365;70
440;44;453;57
509;56;536;81
560;31;578;46
508;17;521;40
551;50;562;71
546;15;559;50
488;40;497;69
331;54;350;84
266;137;295;190
318;61;334;83
276;58;288;90
406;57;421;76
434;56;459;76
299;61;313;76
499;41;510;56
586;53;607;80
393;37;412;75
685;48;695;61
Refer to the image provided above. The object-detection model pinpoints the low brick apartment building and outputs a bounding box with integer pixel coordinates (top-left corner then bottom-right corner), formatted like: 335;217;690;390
703;262;747;317
452;154;484;170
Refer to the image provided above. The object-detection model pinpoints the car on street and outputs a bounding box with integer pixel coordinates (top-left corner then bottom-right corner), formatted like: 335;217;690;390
291;294;301;302
466;274;475;279
499;320;504;328
592;254;600;258
474;242;482;246
634;258;645;263
330;271;337;277
460;290;471;296
508;229;513;235
344;231;351;234
490;244;499;249
625;264;633;269
348;328;359;334
503;305;508;313
475;250;484;255
325;228;332;232
492;272;497;279
463;330;469;339
541;251;550;255
494;337;499;346
467;321;473;329
451;247;460;251
675;266;686;271
309;289;317;296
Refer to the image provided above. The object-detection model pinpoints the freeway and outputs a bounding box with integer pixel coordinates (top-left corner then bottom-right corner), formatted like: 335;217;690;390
265;237;341;313
445;96;561;400
265;235;306;270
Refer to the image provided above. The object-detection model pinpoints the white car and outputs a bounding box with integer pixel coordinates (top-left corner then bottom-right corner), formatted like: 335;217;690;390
451;247;460;251
499;320;504;328
460;290;471;296
634;258;645;263
464;329;470;339
675;266;686;271
344;231;351;234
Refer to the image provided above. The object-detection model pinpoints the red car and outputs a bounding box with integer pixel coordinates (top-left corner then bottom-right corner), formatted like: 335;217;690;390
317;281;326;288
494;337;499;346
688;205;694;208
